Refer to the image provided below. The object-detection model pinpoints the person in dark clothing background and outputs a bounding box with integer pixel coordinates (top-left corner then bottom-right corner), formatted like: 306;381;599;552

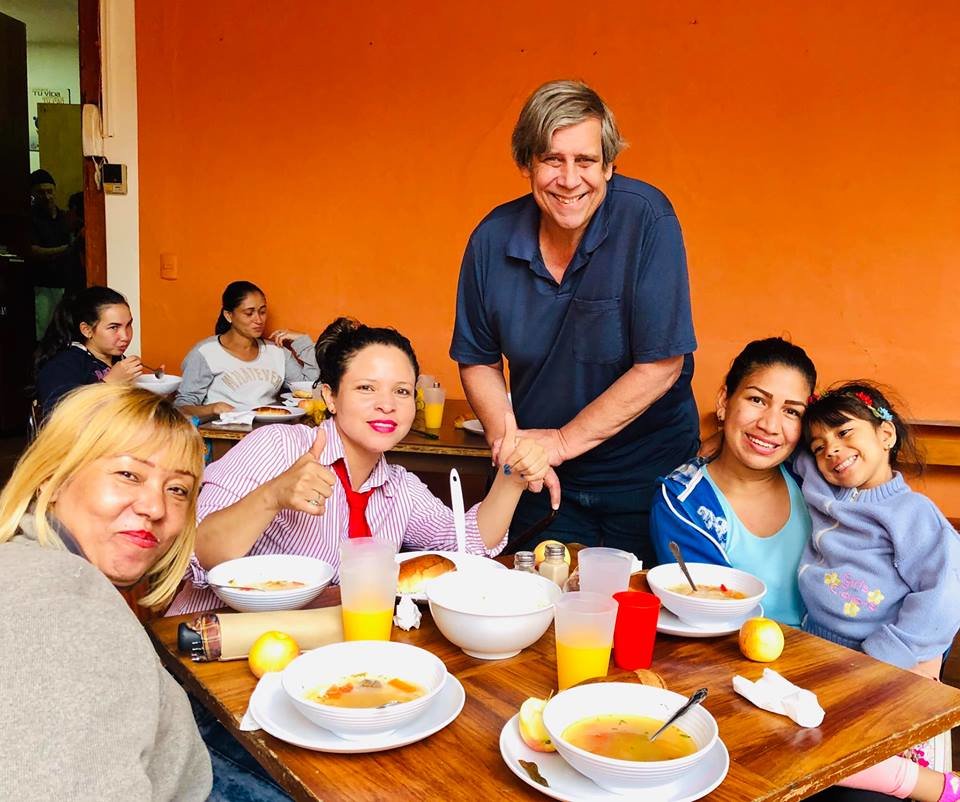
29;169;84;339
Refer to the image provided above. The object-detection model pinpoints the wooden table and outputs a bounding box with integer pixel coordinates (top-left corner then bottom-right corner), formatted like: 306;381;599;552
198;399;491;475
149;583;960;802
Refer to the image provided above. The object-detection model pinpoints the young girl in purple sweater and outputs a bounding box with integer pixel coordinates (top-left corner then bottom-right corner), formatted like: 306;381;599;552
796;381;960;802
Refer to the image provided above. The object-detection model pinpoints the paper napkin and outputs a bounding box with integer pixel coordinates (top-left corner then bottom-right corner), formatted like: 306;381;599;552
240;705;261;732
732;668;825;728
210;411;256;426
394;594;421;630
240;675;270;732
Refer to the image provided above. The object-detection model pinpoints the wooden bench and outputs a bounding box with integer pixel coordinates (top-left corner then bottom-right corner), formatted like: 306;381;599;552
910;420;960;468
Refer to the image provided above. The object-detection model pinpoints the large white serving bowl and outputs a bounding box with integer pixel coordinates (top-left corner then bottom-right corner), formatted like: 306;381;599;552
425;570;561;659
134;373;182;396
646;562;765;627
207;554;335;612
282;641;447;740
542;682;719;793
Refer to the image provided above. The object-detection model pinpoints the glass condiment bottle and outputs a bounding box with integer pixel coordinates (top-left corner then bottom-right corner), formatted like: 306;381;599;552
538;543;569;587
513;551;536;572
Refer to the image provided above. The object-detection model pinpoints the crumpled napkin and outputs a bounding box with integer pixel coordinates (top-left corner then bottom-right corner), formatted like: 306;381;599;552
240;674;273;732
240;705;261;731
209;411;256;426
393;594;421;630
732;668;825;728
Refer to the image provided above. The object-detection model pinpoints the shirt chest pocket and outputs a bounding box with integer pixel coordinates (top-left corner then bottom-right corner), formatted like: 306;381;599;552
571;298;625;364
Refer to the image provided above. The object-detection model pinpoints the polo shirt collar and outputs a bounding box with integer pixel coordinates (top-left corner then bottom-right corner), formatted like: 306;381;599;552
318;418;395;497
505;180;614;272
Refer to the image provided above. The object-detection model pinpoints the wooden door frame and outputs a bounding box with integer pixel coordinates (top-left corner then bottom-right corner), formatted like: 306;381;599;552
78;0;106;287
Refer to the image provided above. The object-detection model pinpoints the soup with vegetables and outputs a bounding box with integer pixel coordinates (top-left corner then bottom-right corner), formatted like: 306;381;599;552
228;579;307;591
306;673;426;708
562;714;697;761
668;583;746;600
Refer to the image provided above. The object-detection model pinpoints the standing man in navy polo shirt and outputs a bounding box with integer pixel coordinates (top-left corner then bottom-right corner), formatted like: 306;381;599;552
450;80;699;565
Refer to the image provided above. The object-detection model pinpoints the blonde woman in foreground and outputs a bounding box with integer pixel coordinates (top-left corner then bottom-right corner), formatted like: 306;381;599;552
0;384;212;801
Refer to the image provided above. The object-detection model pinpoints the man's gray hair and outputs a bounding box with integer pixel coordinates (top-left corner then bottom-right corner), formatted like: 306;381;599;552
511;80;626;169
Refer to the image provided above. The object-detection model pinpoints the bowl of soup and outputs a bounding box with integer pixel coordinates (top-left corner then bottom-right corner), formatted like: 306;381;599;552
541;682;719;792
425;570;562;659
134;373;182;396
281;641;447;739
207;554;335;612
646;563;766;628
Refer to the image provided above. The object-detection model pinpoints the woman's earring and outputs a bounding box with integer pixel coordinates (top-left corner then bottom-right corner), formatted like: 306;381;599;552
717;412;725;424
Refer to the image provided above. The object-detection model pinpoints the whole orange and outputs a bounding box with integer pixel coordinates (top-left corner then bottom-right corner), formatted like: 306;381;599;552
247;631;300;678
738;617;784;662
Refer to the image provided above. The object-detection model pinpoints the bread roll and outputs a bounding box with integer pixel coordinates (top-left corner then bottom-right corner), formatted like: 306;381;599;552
397;554;456;594
293;389;313;399
254;406;290;416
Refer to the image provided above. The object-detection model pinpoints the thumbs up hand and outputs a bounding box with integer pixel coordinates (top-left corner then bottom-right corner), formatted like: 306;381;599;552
265;426;336;516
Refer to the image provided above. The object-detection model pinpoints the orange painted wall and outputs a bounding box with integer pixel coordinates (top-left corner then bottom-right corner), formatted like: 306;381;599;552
134;1;959;513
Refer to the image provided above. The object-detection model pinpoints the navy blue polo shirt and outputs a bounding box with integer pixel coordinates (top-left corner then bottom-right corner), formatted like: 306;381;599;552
450;173;699;492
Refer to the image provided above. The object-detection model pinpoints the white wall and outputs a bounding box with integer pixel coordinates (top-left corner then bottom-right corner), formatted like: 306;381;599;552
25;42;80;172
101;0;141;354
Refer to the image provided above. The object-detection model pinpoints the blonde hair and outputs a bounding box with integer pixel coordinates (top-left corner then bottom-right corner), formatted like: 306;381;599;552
0;384;205;608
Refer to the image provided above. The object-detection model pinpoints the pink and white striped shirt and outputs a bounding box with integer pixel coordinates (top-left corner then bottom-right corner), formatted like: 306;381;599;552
166;418;505;615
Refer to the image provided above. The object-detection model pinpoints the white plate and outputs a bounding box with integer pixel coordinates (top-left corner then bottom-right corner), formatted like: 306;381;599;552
281;391;315;404
251;406;307;423
249;671;465;753
396;550;507;602
499;714;729;802
657;603;764;638
462;418;484;435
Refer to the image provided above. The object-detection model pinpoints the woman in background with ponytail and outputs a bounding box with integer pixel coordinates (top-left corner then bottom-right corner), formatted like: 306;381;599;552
35;286;143;416
174;280;317;417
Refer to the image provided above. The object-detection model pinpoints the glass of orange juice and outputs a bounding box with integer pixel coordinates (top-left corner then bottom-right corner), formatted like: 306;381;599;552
554;591;618;690
422;386;445;430
339;539;399;641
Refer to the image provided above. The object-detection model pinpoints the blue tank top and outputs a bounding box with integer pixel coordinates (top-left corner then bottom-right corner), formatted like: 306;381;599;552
702;465;810;626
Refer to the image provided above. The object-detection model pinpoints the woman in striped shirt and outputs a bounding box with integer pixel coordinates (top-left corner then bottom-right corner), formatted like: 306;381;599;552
168;317;551;615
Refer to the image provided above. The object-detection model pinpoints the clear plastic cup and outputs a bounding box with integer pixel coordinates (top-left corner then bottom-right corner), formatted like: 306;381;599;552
339;539;399;641
577;547;633;596
553;591;618;689
422;386;446;429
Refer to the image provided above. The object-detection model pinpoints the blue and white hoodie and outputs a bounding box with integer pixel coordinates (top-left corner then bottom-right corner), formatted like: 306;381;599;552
650;457;809;626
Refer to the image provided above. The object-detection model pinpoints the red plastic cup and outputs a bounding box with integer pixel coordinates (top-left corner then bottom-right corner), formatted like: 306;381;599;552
612;591;661;670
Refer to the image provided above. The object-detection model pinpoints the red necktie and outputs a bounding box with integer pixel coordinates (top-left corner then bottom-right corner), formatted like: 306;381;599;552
331;459;372;538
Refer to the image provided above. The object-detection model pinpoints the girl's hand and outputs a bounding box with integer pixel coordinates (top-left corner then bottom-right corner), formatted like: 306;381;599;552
268;329;307;347
104;355;143;384
263;428;336;515
499;411;550;487
208;402;235;415
909;657;942;681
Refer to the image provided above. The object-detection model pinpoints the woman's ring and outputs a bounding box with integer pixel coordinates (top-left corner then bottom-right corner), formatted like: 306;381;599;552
308;498;320;507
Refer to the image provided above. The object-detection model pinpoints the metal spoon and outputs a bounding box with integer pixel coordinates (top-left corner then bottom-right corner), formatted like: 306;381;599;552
649;687;708;742
668;540;698;593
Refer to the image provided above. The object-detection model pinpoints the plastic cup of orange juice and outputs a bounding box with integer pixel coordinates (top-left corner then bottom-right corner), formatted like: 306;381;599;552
339;539;399;641
422;386;445;430
554;591;618;690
